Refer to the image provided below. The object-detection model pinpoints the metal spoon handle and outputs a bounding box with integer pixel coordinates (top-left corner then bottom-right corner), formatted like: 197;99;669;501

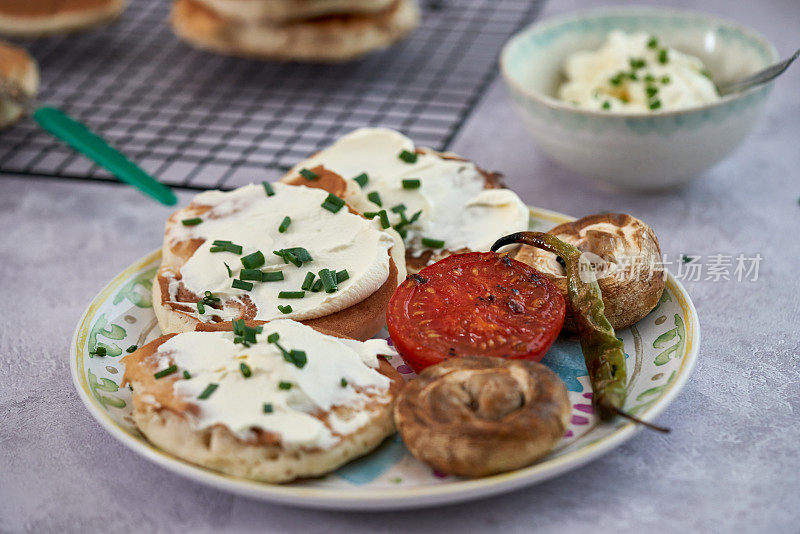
717;48;800;96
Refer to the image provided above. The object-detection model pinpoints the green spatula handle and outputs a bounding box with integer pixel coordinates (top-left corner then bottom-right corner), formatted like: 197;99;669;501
33;107;177;206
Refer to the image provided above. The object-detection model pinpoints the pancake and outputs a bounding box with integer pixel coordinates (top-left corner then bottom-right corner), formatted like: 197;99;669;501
169;0;419;62
155;177;406;340
0;41;38;128
193;0;396;25
122;320;404;483
282;128;530;273
0;0;126;37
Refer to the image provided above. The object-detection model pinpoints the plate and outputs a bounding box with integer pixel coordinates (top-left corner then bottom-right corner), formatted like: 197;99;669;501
70;206;700;510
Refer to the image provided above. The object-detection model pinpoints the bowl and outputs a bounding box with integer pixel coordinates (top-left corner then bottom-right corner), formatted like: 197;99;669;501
500;7;779;191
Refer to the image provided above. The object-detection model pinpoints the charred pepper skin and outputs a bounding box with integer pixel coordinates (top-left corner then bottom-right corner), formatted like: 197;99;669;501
492;231;627;421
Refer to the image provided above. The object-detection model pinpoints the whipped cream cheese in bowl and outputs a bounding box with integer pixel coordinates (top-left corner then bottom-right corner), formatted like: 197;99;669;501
500;8;778;190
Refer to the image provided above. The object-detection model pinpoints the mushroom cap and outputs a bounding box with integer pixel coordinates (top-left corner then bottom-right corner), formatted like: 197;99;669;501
515;213;665;330
394;356;571;477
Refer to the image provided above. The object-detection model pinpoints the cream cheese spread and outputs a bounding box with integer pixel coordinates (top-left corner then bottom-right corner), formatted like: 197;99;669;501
289;128;529;258
152;320;395;449
165;183;394;322
558;31;720;112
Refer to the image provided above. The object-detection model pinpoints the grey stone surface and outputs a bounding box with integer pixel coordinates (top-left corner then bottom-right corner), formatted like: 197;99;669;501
1;0;798;532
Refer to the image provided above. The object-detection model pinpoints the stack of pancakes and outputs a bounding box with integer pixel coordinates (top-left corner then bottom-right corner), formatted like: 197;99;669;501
170;0;420;62
0;0;126;37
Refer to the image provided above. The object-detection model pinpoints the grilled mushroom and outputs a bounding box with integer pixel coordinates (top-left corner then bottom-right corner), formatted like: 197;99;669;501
394;357;570;477
515;213;665;330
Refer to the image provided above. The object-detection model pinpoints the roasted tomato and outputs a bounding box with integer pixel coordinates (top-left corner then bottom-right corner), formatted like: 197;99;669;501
387;252;565;372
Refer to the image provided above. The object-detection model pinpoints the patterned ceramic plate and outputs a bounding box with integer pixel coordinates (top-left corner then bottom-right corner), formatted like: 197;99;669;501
70;206;700;511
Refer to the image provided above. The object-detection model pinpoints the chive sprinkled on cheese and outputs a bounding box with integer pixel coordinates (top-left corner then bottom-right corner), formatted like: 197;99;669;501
210;240;243;254
278;381;292;390
340;378;348;387
181;217;202;226
267;332;280;343
402;178;421;189
353;172;369;188
263;403;273;413
240;269;263;281
198;383;218;399
367;191;382;206
278;304;292;314
647;36;659;49
421;237;445;249
197;301;205;314
278;216;291;233
602;101;611;110
154;365;178;379
241;250;265;269
240;362;252;378
649;99;662;110
299;168;318;180
232;279;254;291
658;48;669;64
262;181;275;196
183;370;191;379
646;86;659;98
301;272;315;291
319;269;338;293
261;271;284;282
321;193;346;213
278;291;305;299
629;58;646;69
336;269;349;283
311;279;323;292
399;150;418;163
224;262;232;277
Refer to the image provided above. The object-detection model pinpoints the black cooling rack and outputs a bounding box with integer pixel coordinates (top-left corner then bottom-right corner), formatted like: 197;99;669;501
0;0;541;190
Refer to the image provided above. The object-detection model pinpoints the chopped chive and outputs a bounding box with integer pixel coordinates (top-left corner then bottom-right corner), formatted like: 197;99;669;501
319;269;338;293
367;191;382;206
289;350;307;368
278;216;291;233
646;86;659;98
421;237;445;249
263;403;273;413
340;378;348;387
658;48;669;64
278;381;292;390
267;332;280;343
261;270;285;282
408;210;422;224
609;72;624;86
198;383;219;399
311;279;323;292
210;241;242;254
232;279;254;291
241;251;265;269
182;217;202;226
399;150;418;163
203;290;219;301
224;262;232;277
644;73;656;83
278;304;293;314
391;204;407;217
701;69;712;79
283;247;313;262
321;193;346;213
299;168;318;180
232;319;245;335
647;36;659;49
240;363;252;378
372;210;390;229
262;181;275;196
336;269;349;283
649;99;662;110
629;58;646;69
353;173;369;188
240;269;263;281
395;226;408;239
402;178;421;189
602;101;611;110
209;246;226;253
278;291;305;299
126;344;138;353
301;272;315;290
661;75;671;84
183;370;191;379
154;365;178;379
197;301;205;314
627;71;638;81
273;249;301;267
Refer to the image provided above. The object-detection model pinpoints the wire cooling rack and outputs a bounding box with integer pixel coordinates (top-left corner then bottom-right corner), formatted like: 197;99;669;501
0;0;541;190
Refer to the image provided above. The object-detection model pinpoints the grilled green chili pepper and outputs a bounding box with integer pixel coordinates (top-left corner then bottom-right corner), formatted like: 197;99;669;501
492;231;668;432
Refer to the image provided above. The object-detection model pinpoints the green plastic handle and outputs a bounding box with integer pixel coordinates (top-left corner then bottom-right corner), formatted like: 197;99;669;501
33;107;177;206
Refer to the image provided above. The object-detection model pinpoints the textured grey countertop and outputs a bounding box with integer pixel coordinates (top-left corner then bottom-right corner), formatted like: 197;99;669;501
1;0;799;532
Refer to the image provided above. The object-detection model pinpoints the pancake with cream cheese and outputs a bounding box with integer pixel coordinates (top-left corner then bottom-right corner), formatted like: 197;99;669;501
155;178;405;340
283;128;530;273
123;320;404;483
192;0;396;25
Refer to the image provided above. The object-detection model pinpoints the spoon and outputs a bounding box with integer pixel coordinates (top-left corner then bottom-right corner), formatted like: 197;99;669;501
716;48;799;96
0;76;177;206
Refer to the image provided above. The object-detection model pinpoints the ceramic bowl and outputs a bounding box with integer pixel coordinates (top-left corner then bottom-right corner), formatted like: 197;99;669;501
500;7;779;191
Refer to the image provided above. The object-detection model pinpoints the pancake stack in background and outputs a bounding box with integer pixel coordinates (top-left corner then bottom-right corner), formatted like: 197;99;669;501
0;40;38;128
170;0;420;62
0;0;126;36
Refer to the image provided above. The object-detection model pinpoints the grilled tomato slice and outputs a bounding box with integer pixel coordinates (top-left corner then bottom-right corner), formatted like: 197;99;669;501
387;252;565;372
